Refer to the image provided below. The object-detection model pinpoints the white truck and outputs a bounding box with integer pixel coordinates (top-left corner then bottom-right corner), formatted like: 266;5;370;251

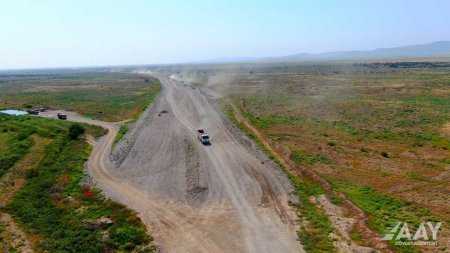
197;129;210;145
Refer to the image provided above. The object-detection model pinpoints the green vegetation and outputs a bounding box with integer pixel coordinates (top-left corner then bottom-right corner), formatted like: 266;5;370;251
69;123;86;140
349;229;364;245
406;171;423;181
243;110;303;129
0;70;161;122
0;113;154;252
331;180;444;253
0;113;67;177
292;150;331;166
329;195;343;206
290;176;336;253
114;124;129;144
0;131;33;177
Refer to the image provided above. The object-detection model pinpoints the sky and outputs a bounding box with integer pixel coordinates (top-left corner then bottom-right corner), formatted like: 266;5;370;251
1;0;450;69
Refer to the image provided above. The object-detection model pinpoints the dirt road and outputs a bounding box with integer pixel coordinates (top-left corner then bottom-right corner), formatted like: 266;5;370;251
43;73;304;252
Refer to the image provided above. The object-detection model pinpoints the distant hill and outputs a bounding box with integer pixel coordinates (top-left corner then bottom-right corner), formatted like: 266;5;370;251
198;41;450;64
276;41;450;61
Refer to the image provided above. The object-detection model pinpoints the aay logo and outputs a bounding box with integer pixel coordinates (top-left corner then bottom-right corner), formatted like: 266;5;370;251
382;222;442;246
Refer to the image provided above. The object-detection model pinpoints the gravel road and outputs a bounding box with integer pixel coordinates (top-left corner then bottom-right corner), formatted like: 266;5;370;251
43;73;304;253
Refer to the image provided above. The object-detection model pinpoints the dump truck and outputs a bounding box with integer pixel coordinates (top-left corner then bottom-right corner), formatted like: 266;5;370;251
197;129;210;145
57;113;67;120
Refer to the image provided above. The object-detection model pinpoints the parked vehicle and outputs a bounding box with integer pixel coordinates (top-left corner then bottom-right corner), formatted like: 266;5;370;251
57;113;67;120
197;129;210;144
28;109;40;115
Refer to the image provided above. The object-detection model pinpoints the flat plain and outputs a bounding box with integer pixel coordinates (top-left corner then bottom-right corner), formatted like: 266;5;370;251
0;70;160;121
163;60;450;252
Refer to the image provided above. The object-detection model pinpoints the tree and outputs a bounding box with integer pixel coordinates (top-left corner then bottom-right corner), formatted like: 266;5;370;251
68;123;85;140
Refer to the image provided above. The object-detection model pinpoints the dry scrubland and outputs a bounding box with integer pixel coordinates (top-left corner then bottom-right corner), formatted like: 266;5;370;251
227;63;450;212
159;61;449;252
0;70;161;122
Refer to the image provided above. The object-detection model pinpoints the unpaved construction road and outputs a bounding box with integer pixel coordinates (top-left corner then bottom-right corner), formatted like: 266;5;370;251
45;74;304;253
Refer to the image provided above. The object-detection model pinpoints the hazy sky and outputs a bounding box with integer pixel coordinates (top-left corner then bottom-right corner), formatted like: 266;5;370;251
1;0;449;69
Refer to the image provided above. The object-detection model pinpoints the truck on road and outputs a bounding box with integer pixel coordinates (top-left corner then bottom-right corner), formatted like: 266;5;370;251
197;129;210;145
57;113;67;120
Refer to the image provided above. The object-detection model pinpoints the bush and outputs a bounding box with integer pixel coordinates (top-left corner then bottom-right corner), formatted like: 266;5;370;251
68;123;85;140
327;141;336;146
26;168;39;179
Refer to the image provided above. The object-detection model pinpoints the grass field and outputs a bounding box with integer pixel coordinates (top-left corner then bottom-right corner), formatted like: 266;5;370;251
0;113;154;252
0;70;161;122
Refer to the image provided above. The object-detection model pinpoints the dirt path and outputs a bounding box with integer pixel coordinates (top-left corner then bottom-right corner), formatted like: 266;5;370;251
0;135;53;253
0;213;34;253
42;73;303;252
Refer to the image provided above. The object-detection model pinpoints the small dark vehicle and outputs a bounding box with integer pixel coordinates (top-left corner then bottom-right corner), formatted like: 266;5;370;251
57;113;67;120
28;109;40;115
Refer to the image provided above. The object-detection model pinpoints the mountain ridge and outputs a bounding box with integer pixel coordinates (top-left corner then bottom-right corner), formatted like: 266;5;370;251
279;41;450;60
199;41;450;63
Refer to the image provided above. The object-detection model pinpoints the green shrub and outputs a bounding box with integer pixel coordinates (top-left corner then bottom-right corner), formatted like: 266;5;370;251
68;123;86;140
114;124;129;144
330;195;343;205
